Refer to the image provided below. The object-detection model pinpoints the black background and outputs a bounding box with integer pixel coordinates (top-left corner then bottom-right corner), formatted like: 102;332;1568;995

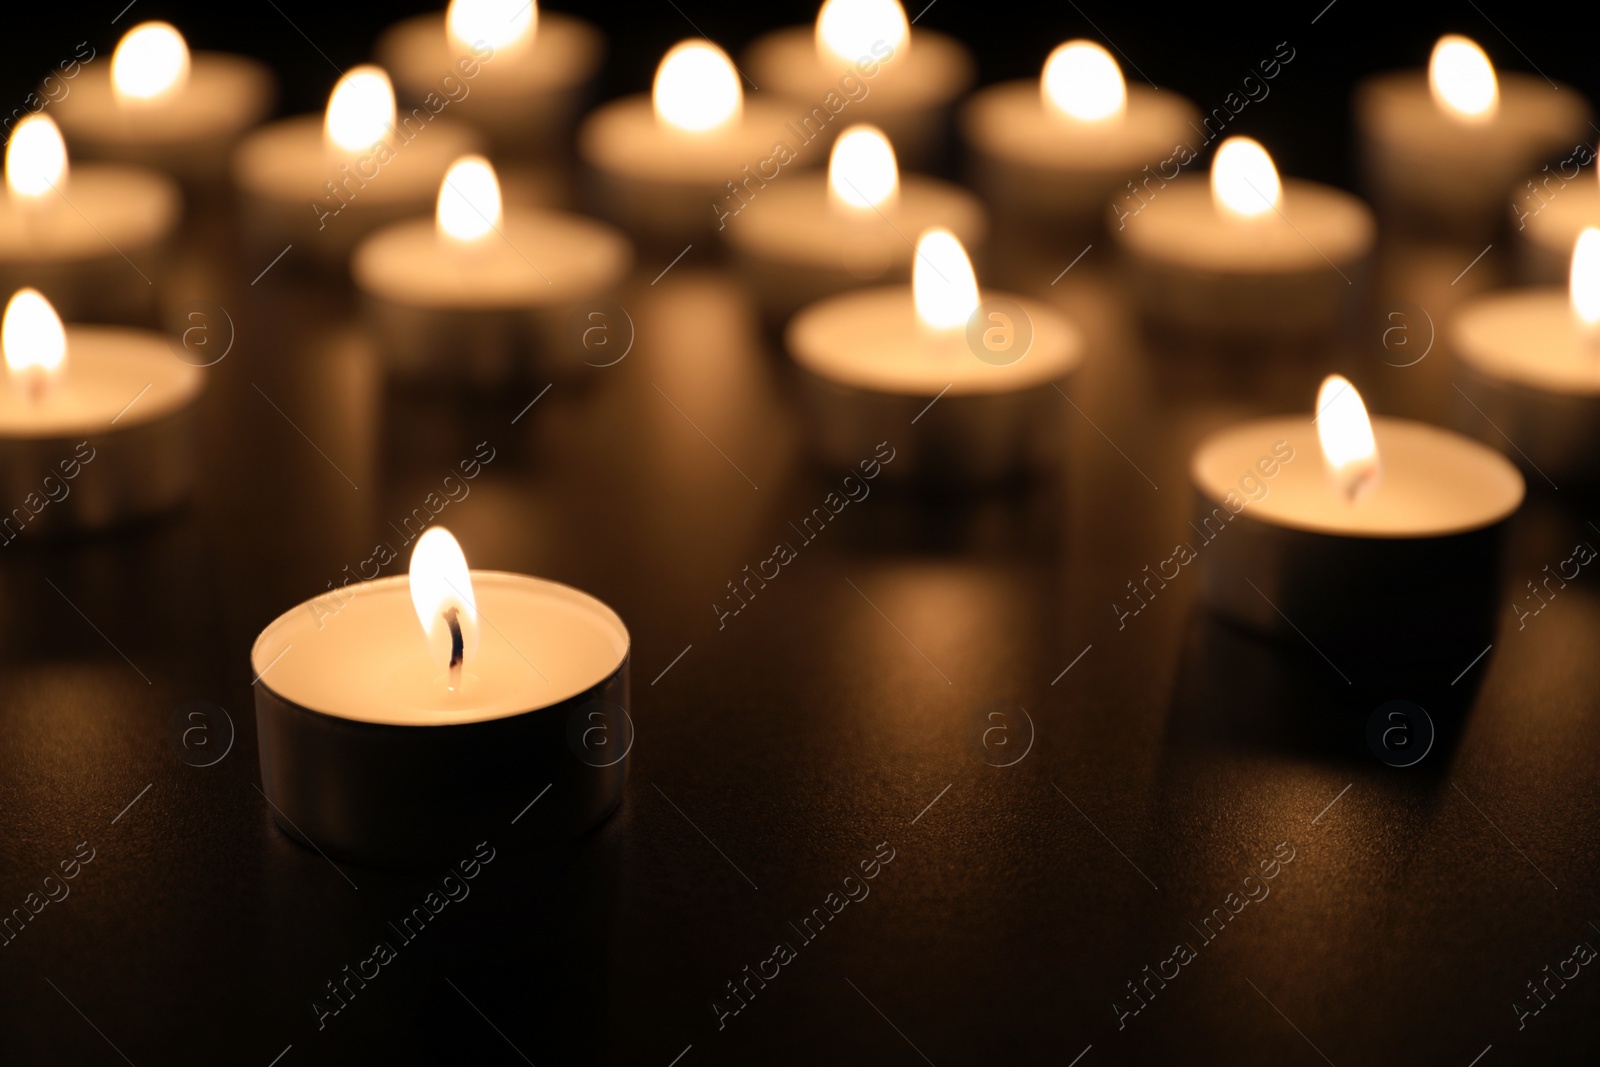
1;2;1599;1065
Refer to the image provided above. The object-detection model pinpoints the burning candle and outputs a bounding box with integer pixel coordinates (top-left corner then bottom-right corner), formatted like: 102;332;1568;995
232;65;480;267
961;40;1197;242
0;114;178;324
1191;375;1523;676
1516;157;1600;285
352;154;632;383
1452;228;1600;484
0;288;202;537
786;228;1082;481
252;526;631;866
723;123;986;325
742;0;974;168
51;21;274;186
376;0;603;159
1356;35;1590;238
1114;136;1374;340
579;39;800;248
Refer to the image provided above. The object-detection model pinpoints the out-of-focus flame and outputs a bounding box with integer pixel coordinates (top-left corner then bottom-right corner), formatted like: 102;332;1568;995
447;0;537;56
324;66;397;153
5;115;68;201
112;21;191;103
828;125;899;212
1041;40;1126;123
1429;35;1498;122
437;155;503;243
1569;227;1600;332
1315;374;1381;501
653;41;742;133
409;527;480;689
1211;136;1281;220
816;0;908;67
913;228;979;334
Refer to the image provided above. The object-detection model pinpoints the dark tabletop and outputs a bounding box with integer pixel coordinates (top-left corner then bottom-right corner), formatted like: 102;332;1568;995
3;3;1600;1066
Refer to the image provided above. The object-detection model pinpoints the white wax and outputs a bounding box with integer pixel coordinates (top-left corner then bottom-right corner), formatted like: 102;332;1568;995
1519;183;1600;281
1117;177;1373;274
788;287;1081;396
0;326;202;437
376;12;601;111
1452;289;1600;394
722;173;985;279
579;96;807;185
0;167;179;265
232;115;479;215
51;53;274;156
744;27;972;121
1192;417;1523;538
962;81;1196;175
252;573;629;726
353;210;631;309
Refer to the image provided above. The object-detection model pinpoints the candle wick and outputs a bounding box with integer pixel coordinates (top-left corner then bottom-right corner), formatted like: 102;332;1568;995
444;606;464;691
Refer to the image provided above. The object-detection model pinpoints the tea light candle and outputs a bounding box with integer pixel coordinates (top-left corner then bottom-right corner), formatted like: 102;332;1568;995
724;124;986;325
579;39;803;247
743;0;973;169
1356;35;1590;238
1115;137;1374;339
1517;168;1600;284
0;289;202;536
376;0;603;159
0;115;179;324
1192;375;1523;675
1452;228;1600;484
252;527;631;866
961;40;1197;240
50;21;275;186
787;228;1082;481
353;154;632;383
232;65;480;267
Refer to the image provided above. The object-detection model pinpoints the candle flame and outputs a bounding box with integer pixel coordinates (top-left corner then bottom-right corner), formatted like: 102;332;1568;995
828;125;899;212
1041;40;1126;123
1570;228;1600;331
437;155;503;243
112;21;191;103
5;115;68;201
324;66;397;154
816;0;909;67
1211;136;1281;220
1429;35;1498;122
653;41;742;134
447;0;537;55
3;289;67;402
912;228;979;333
1315;375;1381;501
409;527;480;686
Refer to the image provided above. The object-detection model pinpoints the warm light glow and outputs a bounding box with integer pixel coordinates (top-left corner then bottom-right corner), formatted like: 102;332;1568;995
1315;375;1381;501
447;0;537;56
912;228;980;333
437;155;503;243
829;125;899;212
112;21;191;103
324;66;397;153
5;115;68;201
816;0;909;67
409;527;480;688
3;289;67;401
1211;137;1281;220
1571;227;1600;330
652;41;742;133
1041;41;1126;123
1429;35;1498;122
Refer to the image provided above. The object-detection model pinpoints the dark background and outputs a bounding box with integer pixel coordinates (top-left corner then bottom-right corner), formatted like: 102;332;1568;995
2;2;1599;1066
